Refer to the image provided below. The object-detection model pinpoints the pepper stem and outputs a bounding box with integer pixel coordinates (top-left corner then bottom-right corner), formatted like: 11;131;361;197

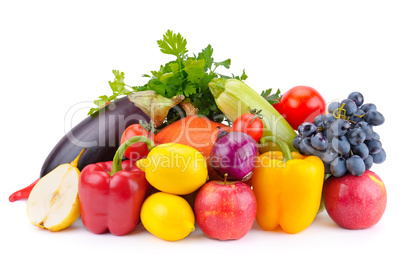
110;136;156;176
260;136;293;163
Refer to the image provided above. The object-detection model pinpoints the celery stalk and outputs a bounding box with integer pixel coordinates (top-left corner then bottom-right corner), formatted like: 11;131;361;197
208;78;296;151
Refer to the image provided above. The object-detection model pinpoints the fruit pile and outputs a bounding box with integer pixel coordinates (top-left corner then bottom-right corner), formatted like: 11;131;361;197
293;92;386;177
9;30;388;242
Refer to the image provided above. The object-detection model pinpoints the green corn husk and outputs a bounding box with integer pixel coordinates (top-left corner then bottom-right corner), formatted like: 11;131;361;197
208;78;296;151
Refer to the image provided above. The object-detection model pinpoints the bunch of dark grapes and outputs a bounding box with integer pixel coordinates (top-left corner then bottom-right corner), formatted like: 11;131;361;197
293;92;385;177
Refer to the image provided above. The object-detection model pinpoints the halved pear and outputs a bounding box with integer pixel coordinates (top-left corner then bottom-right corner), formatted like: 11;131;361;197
27;149;85;231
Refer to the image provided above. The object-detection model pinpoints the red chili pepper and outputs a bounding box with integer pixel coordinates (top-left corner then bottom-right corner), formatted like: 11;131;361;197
79;136;154;236
9;178;40;202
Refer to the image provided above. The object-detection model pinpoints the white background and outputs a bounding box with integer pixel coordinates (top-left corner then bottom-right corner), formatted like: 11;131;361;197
1;1;401;266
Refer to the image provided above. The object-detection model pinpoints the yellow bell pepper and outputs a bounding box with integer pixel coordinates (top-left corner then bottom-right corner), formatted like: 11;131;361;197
260;150;307;161
252;136;324;234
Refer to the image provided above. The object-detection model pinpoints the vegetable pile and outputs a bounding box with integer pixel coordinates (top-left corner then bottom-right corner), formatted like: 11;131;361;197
10;30;387;240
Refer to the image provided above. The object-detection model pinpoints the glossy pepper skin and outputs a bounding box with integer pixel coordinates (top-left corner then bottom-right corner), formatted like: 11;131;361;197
9;178;39;202
78;136;153;236
252;136;324;234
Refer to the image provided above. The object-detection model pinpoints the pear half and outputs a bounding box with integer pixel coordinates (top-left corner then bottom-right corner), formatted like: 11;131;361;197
27;149;85;231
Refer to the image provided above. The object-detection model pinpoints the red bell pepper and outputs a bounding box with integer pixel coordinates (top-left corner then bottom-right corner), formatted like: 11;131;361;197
79;136;154;236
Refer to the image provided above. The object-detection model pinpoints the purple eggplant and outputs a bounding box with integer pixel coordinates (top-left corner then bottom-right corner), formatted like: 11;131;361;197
40;96;149;177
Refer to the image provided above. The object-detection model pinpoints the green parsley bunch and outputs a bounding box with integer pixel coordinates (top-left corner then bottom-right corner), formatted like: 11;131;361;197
89;30;247;122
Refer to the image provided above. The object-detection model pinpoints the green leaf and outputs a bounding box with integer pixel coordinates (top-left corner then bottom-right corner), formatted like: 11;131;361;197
214;58;231;69
183;83;197;97
157;30;188;57
199;71;216;89
151;65;166;78
165;85;176;98
198;45;214;70
217;73;232;79
232;69;248;81
261;88;282;105
159;72;174;83
88;107;98;115
148;79;168;96
170;62;179;73
93;95;109;107
109;70;125;93
183;59;206;84
165;72;183;87
88;70;135;115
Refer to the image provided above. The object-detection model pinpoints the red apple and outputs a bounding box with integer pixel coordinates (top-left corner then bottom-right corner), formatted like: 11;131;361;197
194;180;257;240
323;170;387;230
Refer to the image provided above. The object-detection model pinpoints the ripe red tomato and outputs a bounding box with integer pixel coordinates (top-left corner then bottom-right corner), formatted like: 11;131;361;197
120;124;155;161
232;113;264;142
274;86;326;130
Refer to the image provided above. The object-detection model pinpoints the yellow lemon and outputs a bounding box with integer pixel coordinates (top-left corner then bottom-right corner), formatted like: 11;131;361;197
136;143;208;195
140;192;195;241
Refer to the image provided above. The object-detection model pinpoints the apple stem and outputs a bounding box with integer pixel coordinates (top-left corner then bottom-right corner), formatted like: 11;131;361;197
224;173;228;185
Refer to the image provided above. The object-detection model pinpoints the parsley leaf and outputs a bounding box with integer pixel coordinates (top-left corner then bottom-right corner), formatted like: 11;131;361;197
108;70;126;95
183;59;206;85
157;30;188;57
182;83;197;97
261;88;282;105
198;45;214;70
214;59;231;69
232;69;248;81
88;70;132;115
